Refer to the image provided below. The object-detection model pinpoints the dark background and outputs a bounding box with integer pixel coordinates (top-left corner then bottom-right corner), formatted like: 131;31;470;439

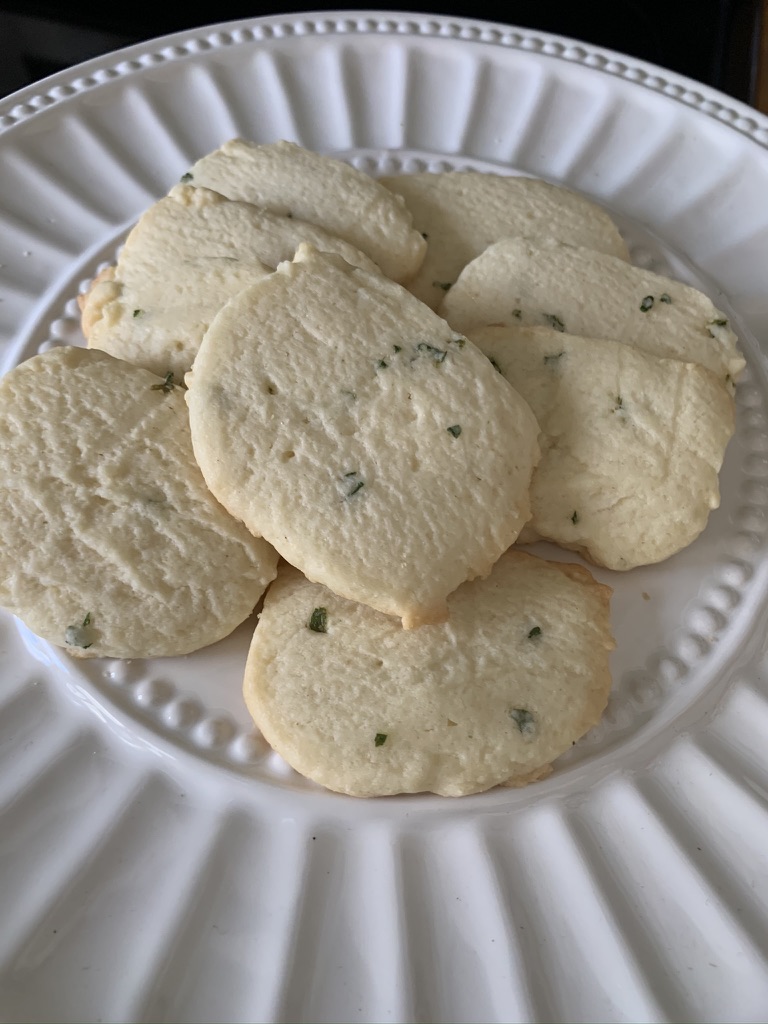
0;0;764;105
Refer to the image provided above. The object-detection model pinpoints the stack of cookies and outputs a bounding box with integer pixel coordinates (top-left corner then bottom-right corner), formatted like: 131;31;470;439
0;139;741;797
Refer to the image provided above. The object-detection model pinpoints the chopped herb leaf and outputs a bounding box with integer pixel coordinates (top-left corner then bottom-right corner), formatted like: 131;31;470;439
447;424;462;438
508;707;536;735
421;231;429;240
489;356;503;373
511;308;522;319
448;335;466;348
341;389;357;400
571;510;580;525
543;313;565;332
640;295;654;312
660;293;672;303
725;374;733;385
151;371;175;394
342;471;365;498
433;281;452;291
614;395;624;410
374;732;388;747
132;308;144;318
417;342;447;363
527;625;542;639
308;607;328;633
376;359;389;370
180;172;193;183
393;344;402;353
707;318;729;338
543;351;564;365
65;612;93;649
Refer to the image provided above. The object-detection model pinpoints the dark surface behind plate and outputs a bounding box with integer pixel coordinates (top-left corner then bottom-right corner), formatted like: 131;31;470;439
0;0;763;105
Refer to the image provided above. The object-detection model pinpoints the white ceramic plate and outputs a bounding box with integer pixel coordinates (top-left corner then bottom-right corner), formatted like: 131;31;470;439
2;11;768;1022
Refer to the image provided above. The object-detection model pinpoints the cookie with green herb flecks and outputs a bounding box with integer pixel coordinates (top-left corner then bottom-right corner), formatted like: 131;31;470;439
186;243;540;628
379;171;629;310
468;324;736;569
81;184;380;380
184;139;426;282
0;346;278;658
440;237;745;383
243;553;614;797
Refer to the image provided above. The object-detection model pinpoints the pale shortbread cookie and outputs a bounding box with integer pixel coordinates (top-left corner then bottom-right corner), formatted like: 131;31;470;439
380;171;629;309
0;347;279;659
243;554;614;797
185;139;426;282
81;184;380;379
441;237;745;382
186;244;540;628
470;324;736;569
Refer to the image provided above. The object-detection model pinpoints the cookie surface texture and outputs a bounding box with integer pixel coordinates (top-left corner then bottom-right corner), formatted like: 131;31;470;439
0;347;279;658
82;185;380;380
470;324;736;569
380;171;629;309
243;554;615;797
185;139;426;282
441;238;745;381
186;244;540;627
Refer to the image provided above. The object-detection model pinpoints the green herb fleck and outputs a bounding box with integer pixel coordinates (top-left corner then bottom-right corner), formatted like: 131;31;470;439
660;292;672;304
709;317;728;328
132;308;144;318
508;707;536;735
65;612;93;649
640;295;654;312
614;395;624;411
448;335;466;348
180;172;193;183
374;732;388;747
543;351;564;365
343;471;364;498
393;345;402;353
433;281;452;292
511;308;522;319
417;342;447;364
376;359;389;370
151;371;175;394
527;626;542;639
725;374;733;385
489;356;503;373
421;231;429;240
285;211;293;219
447;424;462;438
544;313;565;332
571;510;580;525
308;607;328;633
341;389;357;400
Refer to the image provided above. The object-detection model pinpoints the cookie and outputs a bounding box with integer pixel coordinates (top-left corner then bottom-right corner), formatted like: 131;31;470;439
469;324;736;569
380;171;629;309
184;139;426;282
441;237;745;382
0;346;279;658
81;184;380;379
243;554;614;797
186;244;540;628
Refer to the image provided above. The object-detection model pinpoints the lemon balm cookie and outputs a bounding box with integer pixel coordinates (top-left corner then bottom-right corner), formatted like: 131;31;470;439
0;347;279;659
470;324;736;569
186;244;540;628
243;554;614;797
380;171;629;309
185;139;426;282
81;184;380;380
441;237;745;382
